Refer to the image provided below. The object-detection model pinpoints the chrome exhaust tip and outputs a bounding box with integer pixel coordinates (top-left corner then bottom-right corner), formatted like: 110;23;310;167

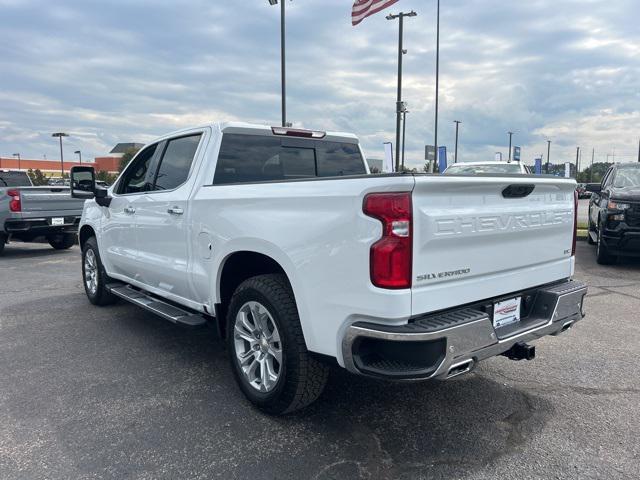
446;359;474;379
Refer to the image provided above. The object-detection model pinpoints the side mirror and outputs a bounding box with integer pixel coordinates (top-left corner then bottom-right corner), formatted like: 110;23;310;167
70;166;96;199
585;183;602;193
71;166;112;207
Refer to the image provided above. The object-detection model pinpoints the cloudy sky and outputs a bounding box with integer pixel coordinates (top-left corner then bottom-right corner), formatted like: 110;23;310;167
1;0;639;169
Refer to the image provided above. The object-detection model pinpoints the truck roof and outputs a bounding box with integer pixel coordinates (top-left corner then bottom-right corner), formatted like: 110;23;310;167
155;122;360;145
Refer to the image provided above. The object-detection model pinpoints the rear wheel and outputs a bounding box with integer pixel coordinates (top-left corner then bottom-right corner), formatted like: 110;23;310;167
82;237;118;305
48;232;76;250
226;274;329;415
0;234;5;255
596;225;616;265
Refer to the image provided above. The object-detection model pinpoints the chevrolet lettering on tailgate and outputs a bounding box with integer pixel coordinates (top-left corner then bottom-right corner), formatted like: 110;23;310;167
434;210;573;236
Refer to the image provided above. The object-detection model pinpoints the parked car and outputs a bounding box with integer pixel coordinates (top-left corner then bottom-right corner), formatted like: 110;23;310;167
0;170;85;255
576;183;591;199
48;177;70;187
444;161;531;174
72;123;587;414
587;163;640;264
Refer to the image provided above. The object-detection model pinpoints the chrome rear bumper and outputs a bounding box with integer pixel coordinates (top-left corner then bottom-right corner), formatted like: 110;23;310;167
341;280;587;380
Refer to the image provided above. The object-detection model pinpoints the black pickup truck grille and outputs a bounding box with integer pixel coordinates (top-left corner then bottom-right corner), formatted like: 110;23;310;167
626;204;640;227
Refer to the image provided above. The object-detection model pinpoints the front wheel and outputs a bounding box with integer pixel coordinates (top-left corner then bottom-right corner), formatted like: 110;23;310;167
226;274;329;415
82;237;118;305
48;232;76;250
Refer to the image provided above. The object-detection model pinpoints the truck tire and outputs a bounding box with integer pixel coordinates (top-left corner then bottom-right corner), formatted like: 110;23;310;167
48;232;76;250
226;274;329;415
596;225;616;265
0;234;5;255
82;236;118;306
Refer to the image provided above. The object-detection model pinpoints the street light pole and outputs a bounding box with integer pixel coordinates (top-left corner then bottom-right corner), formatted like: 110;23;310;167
575;146;580;179
508;131;514;161
268;0;287;127
591;148;595;183
52;132;69;176
387;10;417;172
453;120;461;163
434;0;440;172
74;150;82;163
12;153;20;171
401;109;409;171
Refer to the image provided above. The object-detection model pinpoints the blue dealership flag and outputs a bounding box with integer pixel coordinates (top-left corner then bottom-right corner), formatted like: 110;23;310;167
513;146;521;162
534;158;542;174
438;146;447;174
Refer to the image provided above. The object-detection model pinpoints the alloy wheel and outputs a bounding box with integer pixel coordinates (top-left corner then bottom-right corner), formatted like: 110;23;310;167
84;249;98;295
233;301;283;392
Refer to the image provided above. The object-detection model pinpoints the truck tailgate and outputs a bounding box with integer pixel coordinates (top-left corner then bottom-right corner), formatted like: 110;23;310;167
18;187;85;215
411;175;576;315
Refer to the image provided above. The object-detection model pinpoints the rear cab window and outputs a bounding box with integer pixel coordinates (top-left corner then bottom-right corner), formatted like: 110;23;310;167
213;134;366;185
0;171;32;187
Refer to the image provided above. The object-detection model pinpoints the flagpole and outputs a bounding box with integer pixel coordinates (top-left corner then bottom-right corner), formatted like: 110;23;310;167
386;10;417;172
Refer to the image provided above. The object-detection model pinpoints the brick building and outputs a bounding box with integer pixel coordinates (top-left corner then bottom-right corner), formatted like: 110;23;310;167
0;142;143;176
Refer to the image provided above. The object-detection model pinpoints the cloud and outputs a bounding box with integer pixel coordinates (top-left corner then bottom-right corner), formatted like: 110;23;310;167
0;0;638;169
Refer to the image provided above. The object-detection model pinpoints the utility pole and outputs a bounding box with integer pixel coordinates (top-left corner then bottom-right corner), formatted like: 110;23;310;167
453;120;461;163
52;132;69;176
575;146;580;179
546;140;551;174
433;0;440;172
401;109;409;171
508;132;514;161
268;0;287;127
387;10;417;172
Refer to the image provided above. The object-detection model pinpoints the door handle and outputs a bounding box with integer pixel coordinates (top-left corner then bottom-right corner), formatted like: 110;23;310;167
167;207;184;215
124;206;136;214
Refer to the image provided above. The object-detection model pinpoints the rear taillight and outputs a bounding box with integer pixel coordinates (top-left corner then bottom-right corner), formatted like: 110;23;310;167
7;189;21;212
363;192;412;289
572;190;577;256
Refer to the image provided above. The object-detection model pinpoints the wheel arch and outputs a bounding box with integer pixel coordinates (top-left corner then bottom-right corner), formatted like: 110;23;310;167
79;224;96;248
215;250;299;340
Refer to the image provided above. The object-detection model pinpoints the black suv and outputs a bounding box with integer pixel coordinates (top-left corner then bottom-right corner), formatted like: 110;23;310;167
587;163;640;264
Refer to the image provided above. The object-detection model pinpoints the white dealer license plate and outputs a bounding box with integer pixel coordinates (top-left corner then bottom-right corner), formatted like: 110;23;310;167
493;297;522;328
51;217;64;226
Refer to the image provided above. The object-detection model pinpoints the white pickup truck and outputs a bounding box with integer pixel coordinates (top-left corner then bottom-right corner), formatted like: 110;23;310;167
71;123;587;414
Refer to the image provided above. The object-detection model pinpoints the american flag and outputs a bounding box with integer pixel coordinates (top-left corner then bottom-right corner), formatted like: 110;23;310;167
352;0;400;26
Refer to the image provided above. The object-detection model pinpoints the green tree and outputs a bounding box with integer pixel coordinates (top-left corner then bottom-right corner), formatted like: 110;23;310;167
119;147;141;173
27;168;48;186
95;170;118;185
579;162;611;184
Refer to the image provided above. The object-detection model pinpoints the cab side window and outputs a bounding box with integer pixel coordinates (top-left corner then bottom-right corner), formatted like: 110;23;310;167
153;134;202;191
117;144;157;194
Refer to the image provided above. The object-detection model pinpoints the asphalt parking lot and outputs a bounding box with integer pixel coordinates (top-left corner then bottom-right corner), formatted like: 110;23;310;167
1;242;639;480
